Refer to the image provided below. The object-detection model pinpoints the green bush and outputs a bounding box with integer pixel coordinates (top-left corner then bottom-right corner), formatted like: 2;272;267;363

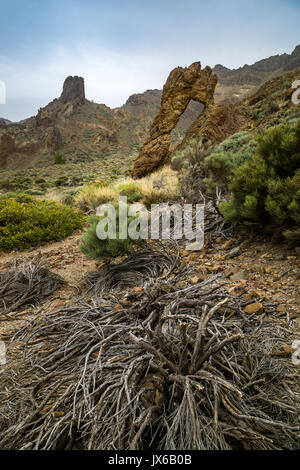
219;122;300;235
117;182;143;203
54;176;69;187
202;135;256;190
177;133;256;198
79;203;139;259
54;153;66;165
61;189;79;206
0;195;85;252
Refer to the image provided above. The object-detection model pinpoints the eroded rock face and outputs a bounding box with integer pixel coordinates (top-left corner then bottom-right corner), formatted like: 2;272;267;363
0;134;15;167
60;76;85;105
132;62;218;178
45;127;62;151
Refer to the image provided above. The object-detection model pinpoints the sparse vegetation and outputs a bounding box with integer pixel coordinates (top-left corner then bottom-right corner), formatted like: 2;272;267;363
74;184;118;211
54;153;66;165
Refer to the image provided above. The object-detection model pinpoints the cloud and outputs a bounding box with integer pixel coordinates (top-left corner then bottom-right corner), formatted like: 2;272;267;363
0;44;185;121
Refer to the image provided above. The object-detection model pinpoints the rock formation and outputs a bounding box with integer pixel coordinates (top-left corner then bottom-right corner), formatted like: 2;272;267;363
59;76;85;105
0;134;15;167
132;62;218;178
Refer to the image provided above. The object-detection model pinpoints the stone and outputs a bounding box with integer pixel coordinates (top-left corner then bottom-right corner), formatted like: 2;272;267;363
45;127;62;151
190;276;200;285
230;270;247;282
244;302;263;315
60;76;85;105
132;62;218;178
228;246;241;258
277;305;287;313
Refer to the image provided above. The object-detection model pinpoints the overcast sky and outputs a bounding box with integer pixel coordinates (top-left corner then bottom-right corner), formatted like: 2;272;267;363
0;0;299;121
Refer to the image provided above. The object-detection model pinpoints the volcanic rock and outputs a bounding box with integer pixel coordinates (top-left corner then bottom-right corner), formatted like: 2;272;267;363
60;76;85;105
132;62;218;178
0;133;15;167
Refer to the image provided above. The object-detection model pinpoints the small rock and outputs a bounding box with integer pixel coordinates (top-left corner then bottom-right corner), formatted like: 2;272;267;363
228;246;241;258
230;270;247;282
133;287;144;294
0;341;6;366
277;305;286;314
190;276;200;285
221;238;235;250
244;302;263;315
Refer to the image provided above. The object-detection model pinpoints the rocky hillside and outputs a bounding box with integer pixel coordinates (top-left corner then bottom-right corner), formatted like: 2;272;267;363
0;77;202;170
213;44;300;103
1;44;299;172
133;63;300;177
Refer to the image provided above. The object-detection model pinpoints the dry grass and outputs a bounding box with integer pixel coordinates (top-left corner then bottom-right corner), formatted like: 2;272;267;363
73;166;180;212
0;245;298;450
74;185;119;211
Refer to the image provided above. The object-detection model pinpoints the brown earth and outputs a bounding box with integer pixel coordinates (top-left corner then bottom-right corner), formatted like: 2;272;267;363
0;230;299;355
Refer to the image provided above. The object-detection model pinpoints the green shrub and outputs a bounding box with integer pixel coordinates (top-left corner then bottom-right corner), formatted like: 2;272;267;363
61;189;79;206
177;133;256;197
54;153;66;165
117;182;143;203
0;195;85;252
219;122;300;235
54;176;69;187
79;203;139;259
202;135;256;190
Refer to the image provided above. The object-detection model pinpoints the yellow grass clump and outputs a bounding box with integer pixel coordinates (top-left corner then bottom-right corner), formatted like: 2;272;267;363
74;166;180;212
74;185;118;211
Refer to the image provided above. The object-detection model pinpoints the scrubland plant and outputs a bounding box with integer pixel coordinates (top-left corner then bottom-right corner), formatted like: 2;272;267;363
54;153;66;165
0;194;85;251
220;122;300;240
176;133;257;198
79;202;139;259
117;182;143;203
74;184;118;211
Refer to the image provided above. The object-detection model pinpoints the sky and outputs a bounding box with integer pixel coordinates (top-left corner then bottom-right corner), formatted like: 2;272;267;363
0;0;299;121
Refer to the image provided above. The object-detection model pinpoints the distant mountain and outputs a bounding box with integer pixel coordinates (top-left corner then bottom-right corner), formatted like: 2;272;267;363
0;118;12;127
1;45;299;170
0;77;202;169
213;45;300;103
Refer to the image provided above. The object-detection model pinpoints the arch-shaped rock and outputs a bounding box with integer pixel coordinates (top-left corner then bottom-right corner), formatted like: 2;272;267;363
132;62;218;178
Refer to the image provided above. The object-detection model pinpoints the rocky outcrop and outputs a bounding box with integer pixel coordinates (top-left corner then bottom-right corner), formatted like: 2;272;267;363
18;141;38;155
59;76;85;105
0;134;15;167
179;103;244;150
132;62;217;178
93;126;119;149
44;127;62;151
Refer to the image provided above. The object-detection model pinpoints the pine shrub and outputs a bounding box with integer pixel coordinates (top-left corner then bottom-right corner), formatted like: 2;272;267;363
79;203;140;260
219;122;300;238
